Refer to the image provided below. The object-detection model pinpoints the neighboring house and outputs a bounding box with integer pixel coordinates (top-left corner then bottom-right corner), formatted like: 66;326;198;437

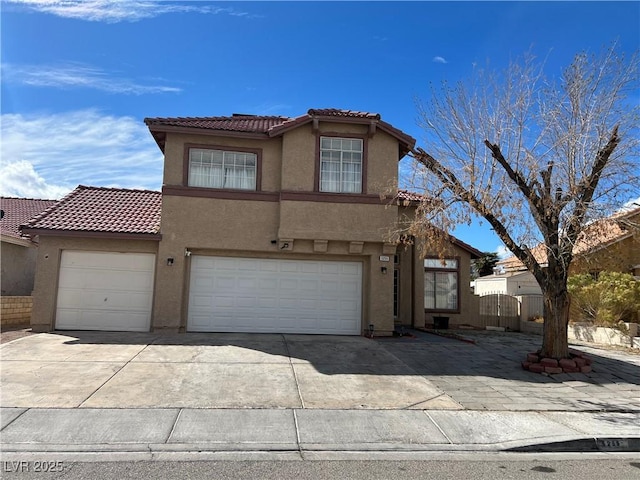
474;271;542;296
24;108;481;336
1;197;57;296
497;206;640;278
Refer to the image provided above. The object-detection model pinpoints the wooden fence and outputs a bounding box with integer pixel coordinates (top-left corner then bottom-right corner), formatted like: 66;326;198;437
478;293;520;331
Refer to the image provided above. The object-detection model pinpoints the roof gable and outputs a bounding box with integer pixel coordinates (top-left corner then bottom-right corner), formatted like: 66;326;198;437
268;109;416;155
145;109;416;155
394;190;482;258
21;186;162;239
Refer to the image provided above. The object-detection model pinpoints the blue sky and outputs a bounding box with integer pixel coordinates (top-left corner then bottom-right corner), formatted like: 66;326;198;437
1;1;638;254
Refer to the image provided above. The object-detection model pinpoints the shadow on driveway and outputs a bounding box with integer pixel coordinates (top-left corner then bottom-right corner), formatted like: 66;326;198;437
47;328;639;385
3;329;638;411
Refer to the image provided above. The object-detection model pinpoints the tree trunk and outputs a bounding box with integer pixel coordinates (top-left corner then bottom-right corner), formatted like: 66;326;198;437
540;282;571;359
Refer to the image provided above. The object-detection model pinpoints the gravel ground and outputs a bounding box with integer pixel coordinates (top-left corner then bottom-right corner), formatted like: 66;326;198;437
0;325;34;344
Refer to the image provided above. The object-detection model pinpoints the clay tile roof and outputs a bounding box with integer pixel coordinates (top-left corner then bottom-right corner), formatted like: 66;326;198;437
307;108;381;120
144;115;292;134
497;206;640;271
1;197;58;242
396;190;424;202
146;109;416;155
22;186;162;237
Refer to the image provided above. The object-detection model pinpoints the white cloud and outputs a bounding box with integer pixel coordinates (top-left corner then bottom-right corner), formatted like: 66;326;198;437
0;109;163;198
2;63;182;95
432;56;448;64
0;160;72;199
6;1;256;23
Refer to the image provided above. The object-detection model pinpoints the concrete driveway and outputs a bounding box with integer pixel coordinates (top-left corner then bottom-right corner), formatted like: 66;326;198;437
0;331;460;410
2;330;639;412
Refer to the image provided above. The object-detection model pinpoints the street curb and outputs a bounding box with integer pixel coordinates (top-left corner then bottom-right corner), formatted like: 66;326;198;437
2;437;638;457
507;437;640;453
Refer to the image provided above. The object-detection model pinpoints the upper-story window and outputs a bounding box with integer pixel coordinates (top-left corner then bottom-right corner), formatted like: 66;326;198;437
188;148;256;190
319;137;363;193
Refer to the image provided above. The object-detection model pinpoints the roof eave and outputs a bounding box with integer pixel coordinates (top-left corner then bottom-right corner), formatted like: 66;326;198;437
147;124;271;153
1;234;34;248
20;228;162;242
268;115;416;155
452;238;483;259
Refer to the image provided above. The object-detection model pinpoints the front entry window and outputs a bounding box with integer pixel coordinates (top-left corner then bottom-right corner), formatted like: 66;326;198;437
424;258;459;311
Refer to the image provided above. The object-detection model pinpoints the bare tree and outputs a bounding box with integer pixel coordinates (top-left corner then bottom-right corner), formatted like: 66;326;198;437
406;45;639;359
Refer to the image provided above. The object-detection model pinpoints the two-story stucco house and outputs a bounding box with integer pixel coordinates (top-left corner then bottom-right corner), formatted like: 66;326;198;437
24;109;481;336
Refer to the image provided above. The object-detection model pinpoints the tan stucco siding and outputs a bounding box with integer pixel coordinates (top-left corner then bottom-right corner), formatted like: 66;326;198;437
160;195;280;250
1;241;38;296
162;132;283;192
365;130;401;195
280;122;399;194
30;236;159;332
278;201;398;242
569;234;640;275
281;125;316;191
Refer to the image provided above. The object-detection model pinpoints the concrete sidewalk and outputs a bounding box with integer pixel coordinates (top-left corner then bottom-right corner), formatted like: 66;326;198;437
1;407;638;459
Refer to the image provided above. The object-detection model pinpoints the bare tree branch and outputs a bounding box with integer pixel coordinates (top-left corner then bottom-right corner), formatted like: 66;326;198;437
405;44;639;359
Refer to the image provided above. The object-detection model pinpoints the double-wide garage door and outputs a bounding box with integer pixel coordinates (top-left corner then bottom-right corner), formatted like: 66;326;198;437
55;251;155;332
188;256;362;335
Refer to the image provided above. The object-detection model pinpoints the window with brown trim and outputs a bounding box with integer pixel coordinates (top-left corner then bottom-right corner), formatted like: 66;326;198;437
424;258;460;312
319;136;363;193
187;147;258;190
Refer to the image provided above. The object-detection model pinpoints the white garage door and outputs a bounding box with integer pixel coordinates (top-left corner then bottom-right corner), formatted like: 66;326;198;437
56;251;155;332
188;256;362;335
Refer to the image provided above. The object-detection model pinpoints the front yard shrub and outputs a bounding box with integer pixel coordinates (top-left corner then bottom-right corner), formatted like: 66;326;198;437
568;272;640;328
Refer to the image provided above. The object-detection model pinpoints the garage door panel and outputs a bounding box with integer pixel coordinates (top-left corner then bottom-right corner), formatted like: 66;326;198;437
216;258;239;270
237;278;257;290
258;260;279;272
257;279;277;290
56;251;155;332
188;256;362;335
320;263;340;274
237;296;257;307
299;299;317;310
279;278;298;290
211;295;235;308
299;279;319;291
341;263;361;275
214;276;236;290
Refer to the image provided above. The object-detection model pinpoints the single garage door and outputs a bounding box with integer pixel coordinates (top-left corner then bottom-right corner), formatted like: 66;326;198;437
188;256;362;335
55;251;155;332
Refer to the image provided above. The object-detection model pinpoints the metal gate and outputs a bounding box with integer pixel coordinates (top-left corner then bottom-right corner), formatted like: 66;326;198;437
479;294;520;330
